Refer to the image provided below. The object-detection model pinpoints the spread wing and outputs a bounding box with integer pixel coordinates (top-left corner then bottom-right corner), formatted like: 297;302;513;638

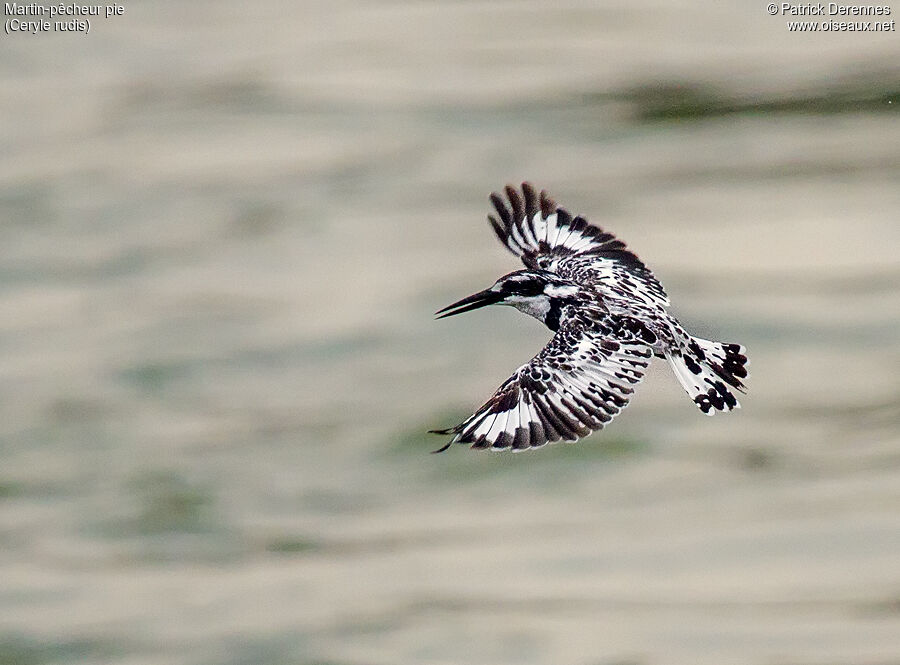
431;317;653;452
488;183;669;307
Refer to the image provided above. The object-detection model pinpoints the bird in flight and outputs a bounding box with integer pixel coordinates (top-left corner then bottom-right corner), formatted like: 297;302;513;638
431;183;748;452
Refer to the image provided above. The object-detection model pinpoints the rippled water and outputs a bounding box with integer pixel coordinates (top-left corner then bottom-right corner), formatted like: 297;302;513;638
1;2;899;664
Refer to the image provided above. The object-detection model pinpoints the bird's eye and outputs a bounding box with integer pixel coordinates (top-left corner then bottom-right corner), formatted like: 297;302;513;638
514;281;543;296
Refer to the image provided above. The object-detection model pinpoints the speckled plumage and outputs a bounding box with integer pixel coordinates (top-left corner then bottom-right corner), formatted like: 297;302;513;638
432;183;748;452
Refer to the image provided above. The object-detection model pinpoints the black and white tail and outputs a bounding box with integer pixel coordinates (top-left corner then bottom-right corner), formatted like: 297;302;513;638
667;337;749;415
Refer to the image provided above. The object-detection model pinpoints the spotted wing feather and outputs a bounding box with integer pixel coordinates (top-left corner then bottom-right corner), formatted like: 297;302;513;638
489;183;669;307
432;317;652;452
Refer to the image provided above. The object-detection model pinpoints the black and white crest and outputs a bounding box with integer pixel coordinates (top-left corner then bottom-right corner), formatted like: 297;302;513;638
432;183;749;452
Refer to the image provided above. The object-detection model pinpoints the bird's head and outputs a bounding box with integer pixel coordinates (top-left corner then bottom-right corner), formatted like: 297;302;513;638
435;270;580;328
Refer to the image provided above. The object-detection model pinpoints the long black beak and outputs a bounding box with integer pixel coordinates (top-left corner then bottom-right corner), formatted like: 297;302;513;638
435;288;503;319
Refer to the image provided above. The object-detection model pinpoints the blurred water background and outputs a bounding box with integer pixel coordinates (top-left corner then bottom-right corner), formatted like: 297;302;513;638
1;2;899;664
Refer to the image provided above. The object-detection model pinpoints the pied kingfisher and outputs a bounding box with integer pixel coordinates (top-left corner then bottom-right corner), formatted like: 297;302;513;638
431;183;748;452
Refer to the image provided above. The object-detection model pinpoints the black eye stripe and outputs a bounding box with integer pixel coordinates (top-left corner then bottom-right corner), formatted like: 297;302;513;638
508;281;543;296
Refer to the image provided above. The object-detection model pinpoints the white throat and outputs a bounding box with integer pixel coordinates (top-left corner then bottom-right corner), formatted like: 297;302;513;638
504;295;552;320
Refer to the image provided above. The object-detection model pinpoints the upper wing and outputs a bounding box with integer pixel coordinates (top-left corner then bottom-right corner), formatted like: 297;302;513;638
431;317;653;452
488;183;669;307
